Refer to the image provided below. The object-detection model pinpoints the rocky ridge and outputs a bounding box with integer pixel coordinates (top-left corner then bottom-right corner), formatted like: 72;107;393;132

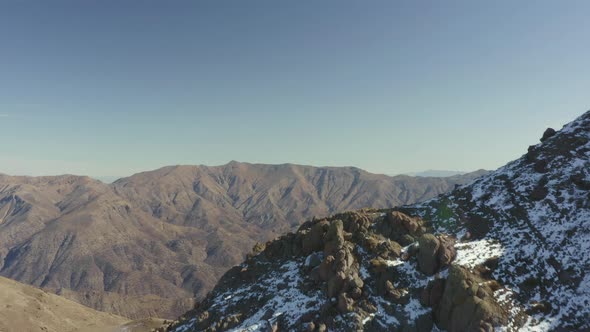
167;111;590;331
166;209;511;332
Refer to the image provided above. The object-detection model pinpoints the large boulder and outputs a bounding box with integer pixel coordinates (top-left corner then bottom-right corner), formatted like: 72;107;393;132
570;173;590;191
328;271;347;298
437;236;457;268
340;211;372;236
541;127;556;142
337;293;354;313
364;236;403;260
530;184;548;201
417;234;440;275
533;159;548;173
433;265;508;332
304;252;324;270
421;278;445;307
263;233;303;258
310;218;365;303
417;234;456;275
302;220;329;254
379;240;402;259
324;220;345;256
375;211;426;246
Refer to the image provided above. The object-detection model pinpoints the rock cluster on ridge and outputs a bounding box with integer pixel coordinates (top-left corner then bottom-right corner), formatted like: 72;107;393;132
166;210;508;332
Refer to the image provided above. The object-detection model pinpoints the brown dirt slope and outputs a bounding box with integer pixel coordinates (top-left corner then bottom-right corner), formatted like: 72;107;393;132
0;275;128;332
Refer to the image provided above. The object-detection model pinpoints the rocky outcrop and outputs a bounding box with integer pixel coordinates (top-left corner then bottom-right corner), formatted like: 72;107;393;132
166;211;412;331
425;266;508;332
168;210;478;332
316;220;363;302
166;206;525;332
541;128;557;142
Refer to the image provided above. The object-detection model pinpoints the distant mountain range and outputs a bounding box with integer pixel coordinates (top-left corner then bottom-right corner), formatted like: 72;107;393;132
0;164;487;319
93;176;122;184
404;170;473;177
169;111;590;331
94;170;482;184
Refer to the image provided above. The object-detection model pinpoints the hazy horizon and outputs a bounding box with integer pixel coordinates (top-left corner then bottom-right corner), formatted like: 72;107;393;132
1;159;482;182
1;1;589;177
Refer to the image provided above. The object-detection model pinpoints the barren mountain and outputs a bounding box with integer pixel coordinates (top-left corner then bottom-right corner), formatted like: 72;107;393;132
0;175;213;319
0;164;486;319
112;163;487;238
168;111;590;331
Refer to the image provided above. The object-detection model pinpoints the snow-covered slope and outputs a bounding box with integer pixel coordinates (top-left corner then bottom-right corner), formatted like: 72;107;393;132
410;110;590;330
167;111;590;332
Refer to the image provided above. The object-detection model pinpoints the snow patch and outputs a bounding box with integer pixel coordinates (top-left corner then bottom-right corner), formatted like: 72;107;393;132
454;239;504;269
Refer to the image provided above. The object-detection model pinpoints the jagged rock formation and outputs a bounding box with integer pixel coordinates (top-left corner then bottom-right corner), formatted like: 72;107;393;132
168;111;590;331
0;164;484;319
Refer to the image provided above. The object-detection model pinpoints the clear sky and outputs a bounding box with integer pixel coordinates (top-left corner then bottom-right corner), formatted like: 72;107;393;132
1;1;589;178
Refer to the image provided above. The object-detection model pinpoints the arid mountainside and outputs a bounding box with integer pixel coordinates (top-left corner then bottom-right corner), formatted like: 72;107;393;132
0;174;206;319
113;163;487;237
0;164;486;319
168;111;590;331
0;275;128;332
0;275;167;332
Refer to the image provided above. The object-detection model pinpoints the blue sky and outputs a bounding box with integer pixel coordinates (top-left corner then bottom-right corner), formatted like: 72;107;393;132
0;1;588;178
